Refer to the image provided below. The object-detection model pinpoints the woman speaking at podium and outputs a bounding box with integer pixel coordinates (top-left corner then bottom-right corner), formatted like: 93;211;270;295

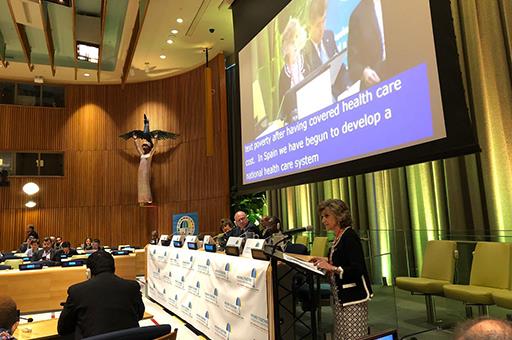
312;199;373;339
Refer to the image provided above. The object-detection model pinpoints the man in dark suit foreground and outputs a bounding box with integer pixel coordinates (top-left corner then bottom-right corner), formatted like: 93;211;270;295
58;250;145;339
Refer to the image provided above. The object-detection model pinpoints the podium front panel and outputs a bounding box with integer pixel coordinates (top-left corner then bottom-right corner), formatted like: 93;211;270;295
147;245;271;340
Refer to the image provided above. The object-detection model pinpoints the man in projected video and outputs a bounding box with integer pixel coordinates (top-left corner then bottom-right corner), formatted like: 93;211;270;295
348;0;387;89
303;0;338;72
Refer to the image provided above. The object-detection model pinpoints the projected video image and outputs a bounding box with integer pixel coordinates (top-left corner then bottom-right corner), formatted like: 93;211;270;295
239;0;447;185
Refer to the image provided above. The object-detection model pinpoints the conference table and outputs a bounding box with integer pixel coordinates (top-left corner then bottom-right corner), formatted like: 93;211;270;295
0;254;139;314
13;312;154;339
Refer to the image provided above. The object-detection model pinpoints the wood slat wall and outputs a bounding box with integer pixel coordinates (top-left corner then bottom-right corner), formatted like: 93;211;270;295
0;55;230;252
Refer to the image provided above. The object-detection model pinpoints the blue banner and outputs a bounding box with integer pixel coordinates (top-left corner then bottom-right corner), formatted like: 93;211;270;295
172;212;199;235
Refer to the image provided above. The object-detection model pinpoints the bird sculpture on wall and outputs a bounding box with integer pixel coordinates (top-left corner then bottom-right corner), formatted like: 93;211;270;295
119;114;178;146
119;114;178;206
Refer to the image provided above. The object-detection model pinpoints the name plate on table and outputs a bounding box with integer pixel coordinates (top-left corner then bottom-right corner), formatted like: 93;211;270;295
185;235;199;250
203;235;213;245
225;237;244;256
172;235;185;248
242;238;265;258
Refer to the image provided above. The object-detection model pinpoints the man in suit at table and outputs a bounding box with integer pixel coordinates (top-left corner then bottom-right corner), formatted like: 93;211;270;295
347;0;387;89
303;0;338;73
31;237;56;262
58;250;144;338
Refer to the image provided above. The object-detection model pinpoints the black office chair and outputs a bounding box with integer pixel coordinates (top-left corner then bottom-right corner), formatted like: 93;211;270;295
0;265;11;270
82;325;175;340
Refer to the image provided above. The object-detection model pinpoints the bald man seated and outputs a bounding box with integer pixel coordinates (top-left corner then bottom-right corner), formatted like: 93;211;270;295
454;317;512;339
231;210;261;238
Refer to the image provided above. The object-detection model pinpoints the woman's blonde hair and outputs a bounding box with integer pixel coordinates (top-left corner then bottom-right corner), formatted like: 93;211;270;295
281;17;307;58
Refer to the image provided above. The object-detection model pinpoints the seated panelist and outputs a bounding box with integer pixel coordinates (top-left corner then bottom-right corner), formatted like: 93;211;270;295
217;218;235;248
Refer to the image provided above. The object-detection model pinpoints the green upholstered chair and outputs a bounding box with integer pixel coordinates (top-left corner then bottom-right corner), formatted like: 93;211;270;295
492;290;512;309
310;236;329;257
2;259;24;269
396;240;457;323
295;235;308;247
443;242;511;317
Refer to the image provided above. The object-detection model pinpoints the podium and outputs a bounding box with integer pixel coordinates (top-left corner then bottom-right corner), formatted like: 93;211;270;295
265;245;325;340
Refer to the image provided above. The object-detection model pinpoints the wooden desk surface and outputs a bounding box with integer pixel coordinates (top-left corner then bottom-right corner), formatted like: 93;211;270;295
0;266;89;314
14;312;154;339
113;254;136;280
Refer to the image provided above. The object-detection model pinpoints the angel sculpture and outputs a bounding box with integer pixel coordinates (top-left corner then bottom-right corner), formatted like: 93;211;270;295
119;114;178;205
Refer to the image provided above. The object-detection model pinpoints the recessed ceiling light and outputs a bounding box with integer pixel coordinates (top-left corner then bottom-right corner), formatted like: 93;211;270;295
160;54;167;59
170;29;178;34
177;18;183;23
166;38;174;44
84;73;90;77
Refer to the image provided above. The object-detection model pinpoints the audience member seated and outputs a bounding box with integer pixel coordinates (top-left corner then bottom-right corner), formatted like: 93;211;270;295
0;295;19;339
58;250;145;338
232;211;261;238
52;241;79;261
49;236;57;249
26;224;39;241
82;237;93;250
54;236;63;250
149;230;159;245
17;235;34;253
24;239;40;257
454;317;512;339
31;237;56;262
92;239;102;251
260;216;282;239
218;218;235;248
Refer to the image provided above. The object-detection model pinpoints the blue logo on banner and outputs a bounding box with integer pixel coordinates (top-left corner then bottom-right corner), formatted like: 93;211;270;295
206;259;211;266
196;281;201;288
251;268;257;278
214;288;218;296
172;212;199;235
225;263;230;272
205;311;209;319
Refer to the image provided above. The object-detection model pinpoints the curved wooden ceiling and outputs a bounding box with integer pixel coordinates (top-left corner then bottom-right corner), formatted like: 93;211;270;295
0;0;234;84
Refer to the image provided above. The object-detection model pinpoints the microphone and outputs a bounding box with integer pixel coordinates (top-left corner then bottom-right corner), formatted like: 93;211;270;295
19;316;33;323
282;226;313;236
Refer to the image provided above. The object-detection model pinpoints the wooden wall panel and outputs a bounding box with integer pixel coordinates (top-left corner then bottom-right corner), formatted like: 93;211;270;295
0;54;230;251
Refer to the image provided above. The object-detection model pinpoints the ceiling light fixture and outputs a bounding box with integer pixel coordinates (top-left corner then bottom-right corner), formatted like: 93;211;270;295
25;201;37;208
177;18;183;23
166;38;174;44
84;73;90;77
160;54;167;60
170;29;178;34
23;182;39;195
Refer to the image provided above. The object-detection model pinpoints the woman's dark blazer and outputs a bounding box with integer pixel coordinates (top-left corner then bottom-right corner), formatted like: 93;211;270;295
331;227;373;306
